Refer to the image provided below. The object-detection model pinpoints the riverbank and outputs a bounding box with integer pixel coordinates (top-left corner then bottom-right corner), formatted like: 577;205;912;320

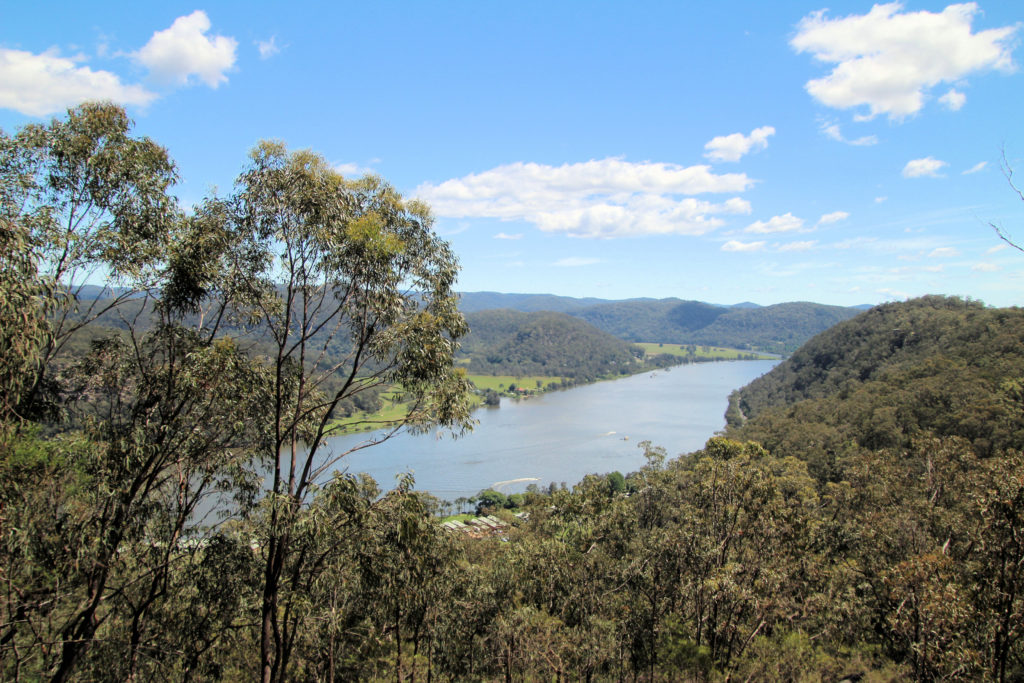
328;346;774;435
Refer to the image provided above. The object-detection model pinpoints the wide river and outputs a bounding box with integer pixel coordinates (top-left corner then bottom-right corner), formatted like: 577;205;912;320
322;359;778;502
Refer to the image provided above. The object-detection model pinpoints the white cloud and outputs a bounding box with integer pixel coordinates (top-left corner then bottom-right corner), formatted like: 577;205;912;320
791;3;1018;120
722;239;766;252
778;240;817;252
821;121;877;146
494;232;522;240
987;243;1008;254
415;158;754;238
963;161;987;174
553;257;600;267
0;47;156;116
257;36;280;59
972;262;999;271
817;210;850;226
745;212;805;234
135;11;237;88
877;287;910;299
939;88;967;110
928;247;960;258
333;161;376;176
903;156;948;178
704;126;775;162
875;196;888;203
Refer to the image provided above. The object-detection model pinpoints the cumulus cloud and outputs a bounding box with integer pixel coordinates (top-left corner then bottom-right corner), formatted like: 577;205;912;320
928;247;960;258
257;36;280;59
972;262;999;271
553;257;600;267
817;211;850;226
703;126;775;162
963;161;987;174
135;10;237;88
791;3;1018;120
494;232;522;240
721;240;766;252
415;158;754;238
987;244;1008;254
821;121;878;146
745;213;805;234
0;47;156;116
903;156;948;178
779;240;817;252
939;88;967;110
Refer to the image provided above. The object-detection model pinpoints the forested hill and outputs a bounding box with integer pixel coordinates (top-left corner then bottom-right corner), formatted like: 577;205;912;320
571;299;726;341
725;295;1024;477
458;292;861;352
462;310;644;379
680;301;859;352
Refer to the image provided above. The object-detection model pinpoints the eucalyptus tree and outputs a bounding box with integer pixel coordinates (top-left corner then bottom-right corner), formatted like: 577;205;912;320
0;103;177;408
200;141;473;682
0;103;205;681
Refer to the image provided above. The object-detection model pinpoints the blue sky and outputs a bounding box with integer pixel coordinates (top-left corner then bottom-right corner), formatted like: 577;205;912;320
2;2;1023;307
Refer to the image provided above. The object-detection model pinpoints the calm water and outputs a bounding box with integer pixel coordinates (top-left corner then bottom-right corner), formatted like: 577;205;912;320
323;359;778;501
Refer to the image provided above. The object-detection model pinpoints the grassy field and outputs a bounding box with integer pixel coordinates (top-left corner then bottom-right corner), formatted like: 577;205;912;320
328;399;409;434
465;374;566;391
635;343;775;360
327;375;555;435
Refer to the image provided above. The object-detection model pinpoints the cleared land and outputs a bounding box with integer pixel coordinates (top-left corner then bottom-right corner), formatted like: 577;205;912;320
466;374;566;392
635;343;775;360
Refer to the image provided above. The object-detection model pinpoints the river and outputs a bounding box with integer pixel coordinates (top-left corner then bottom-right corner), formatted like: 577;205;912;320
322;359;778;502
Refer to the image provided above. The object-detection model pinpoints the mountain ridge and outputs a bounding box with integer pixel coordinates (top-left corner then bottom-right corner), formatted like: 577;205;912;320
458;291;866;353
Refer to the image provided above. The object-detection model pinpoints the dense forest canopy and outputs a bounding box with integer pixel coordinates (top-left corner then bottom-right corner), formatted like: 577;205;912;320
726;295;1024;479
3;104;1023;681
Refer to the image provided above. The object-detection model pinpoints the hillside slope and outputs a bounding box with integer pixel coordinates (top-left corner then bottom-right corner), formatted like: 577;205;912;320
685;301;858;352
463;310;645;380
726;295;1024;478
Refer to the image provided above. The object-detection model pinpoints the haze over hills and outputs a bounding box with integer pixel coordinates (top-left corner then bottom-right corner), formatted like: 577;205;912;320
458;291;863;353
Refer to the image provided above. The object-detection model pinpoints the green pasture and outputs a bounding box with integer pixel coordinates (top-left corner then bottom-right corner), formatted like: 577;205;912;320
465;374;566;391
635;343;774;360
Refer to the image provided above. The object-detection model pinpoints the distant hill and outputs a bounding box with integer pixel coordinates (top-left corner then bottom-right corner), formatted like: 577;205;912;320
572;298;724;341
458;292;862;353
462;310;645;380
681;301;859;353
574;299;859;352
